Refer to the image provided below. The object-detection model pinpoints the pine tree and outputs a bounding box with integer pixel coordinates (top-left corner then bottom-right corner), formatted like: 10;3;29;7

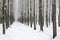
52;0;57;38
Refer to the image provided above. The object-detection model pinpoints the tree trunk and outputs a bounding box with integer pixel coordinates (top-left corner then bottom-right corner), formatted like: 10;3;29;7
5;6;8;29
46;0;48;27
39;0;44;31
27;0;29;26
6;0;9;29
30;0;32;27
34;0;36;30
52;0;57;38
58;6;60;26
21;0;23;23
59;0;60;26
10;0;13;25
27;11;29;25
2;0;6;34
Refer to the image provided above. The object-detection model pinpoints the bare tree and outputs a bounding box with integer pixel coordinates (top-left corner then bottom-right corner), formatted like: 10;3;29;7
52;0;57;38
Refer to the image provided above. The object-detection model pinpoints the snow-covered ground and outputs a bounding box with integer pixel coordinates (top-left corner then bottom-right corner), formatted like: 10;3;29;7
0;22;60;40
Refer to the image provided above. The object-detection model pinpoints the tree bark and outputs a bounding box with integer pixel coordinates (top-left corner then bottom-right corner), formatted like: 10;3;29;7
52;0;57;38
27;0;29;25
2;0;6;34
58;6;60;26
21;0;23;23
30;0;32;27
6;0;9;29
34;0;36;30
46;0;48;27
39;0;44;31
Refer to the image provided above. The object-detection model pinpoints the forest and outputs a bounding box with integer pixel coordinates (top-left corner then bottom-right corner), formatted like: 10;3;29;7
0;0;60;40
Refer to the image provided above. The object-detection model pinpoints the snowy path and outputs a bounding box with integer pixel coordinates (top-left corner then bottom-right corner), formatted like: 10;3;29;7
0;22;60;40
0;22;50;40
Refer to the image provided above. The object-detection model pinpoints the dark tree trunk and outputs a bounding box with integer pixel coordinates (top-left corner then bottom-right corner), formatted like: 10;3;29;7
46;0;48;27
21;12;23;23
21;0;23;23
39;0;44;31
27;11;29;25
7;0;9;27
10;0;13;25
2;0;6;34
34;0;36;30
6;0;9;29
58;6;60;26
25;0;26;24
59;1;60;26
52;0;57;38
30;0;32;27
5;6;8;29
27;0;29;26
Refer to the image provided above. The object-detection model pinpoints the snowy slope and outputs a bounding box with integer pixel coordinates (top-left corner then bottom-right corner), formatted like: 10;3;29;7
0;22;60;40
